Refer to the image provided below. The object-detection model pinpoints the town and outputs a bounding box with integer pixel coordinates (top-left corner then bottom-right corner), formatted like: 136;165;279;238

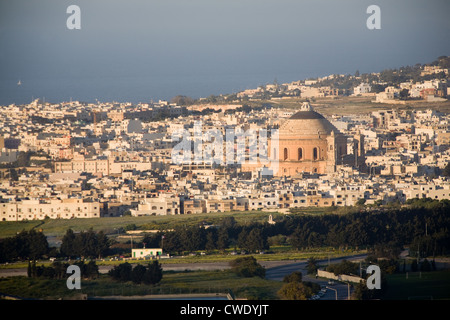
1;57;449;222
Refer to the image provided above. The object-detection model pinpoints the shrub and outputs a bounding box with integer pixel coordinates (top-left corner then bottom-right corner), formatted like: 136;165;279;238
283;271;302;283
278;282;313;300
229;256;265;278
109;261;163;285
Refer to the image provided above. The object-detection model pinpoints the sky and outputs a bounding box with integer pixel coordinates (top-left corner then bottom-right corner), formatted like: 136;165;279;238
0;0;449;105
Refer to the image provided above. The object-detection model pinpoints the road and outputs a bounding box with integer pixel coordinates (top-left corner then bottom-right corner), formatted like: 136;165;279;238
264;253;367;300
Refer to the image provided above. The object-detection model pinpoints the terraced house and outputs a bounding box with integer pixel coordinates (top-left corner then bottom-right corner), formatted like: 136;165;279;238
0;198;100;221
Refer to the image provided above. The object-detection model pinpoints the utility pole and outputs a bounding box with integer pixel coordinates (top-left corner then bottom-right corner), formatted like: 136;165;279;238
326;286;338;300
347;282;351;300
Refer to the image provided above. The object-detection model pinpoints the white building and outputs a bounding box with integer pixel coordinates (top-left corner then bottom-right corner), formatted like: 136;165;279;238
353;83;372;95
131;248;163;258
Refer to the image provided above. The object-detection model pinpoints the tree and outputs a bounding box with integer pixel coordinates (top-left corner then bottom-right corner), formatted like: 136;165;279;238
108;262;132;282
170;95;195;106
52;261;69;279
237;230;248;251
60;228;110;259
216;228;229;252
9;168;18;181
142;232;162;249
289;225;306;250
162;231;182;254
205;230;217;252
28;231;49;259
283;271;302;283
131;264;147;284
352;281;370;300
27;261;32;277
356;198;366;206
84;260;99;279
327;260;359;276
143;261;163;285
230;256;265;278
239;228;268;253
96;230;110;258
82;228;99;258
278;282;313;300
420;258;431;272
60;229;76;258
399;89;409;100
411;259;418;272
306;257;318;275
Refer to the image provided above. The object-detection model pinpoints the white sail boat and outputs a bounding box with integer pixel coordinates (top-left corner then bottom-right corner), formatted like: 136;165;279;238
17;80;22;86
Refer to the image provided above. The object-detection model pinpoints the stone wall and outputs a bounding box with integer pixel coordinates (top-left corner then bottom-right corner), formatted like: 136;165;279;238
317;269;364;284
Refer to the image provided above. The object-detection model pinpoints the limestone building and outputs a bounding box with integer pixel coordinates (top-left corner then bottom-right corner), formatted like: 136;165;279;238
274;102;349;175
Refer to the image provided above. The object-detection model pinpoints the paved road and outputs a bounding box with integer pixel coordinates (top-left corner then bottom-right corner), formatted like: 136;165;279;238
264;253;367;300
0;262;232;277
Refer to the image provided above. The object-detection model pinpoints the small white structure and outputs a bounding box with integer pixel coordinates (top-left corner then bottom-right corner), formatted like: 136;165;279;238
132;248;163;259
353;83;371;95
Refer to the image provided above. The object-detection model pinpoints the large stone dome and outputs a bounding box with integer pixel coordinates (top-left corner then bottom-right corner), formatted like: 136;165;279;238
279;102;339;136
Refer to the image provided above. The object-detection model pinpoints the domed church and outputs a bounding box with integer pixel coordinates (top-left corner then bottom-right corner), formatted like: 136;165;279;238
243;102;365;177
275;102;353;176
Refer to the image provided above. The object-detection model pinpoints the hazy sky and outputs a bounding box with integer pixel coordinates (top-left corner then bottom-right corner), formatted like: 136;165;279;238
0;0;449;104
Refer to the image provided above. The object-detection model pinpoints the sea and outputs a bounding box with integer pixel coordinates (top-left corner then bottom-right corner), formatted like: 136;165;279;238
0;72;304;106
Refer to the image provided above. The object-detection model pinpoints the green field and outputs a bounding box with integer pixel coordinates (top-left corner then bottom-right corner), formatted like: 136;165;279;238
0;269;284;300
0;209;336;239
383;271;450;300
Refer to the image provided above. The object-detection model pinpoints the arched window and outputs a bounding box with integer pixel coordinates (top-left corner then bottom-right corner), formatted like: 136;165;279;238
297;148;303;160
283;148;288;160
313;147;318;160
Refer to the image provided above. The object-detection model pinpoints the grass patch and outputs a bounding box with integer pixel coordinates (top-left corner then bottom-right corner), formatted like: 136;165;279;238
0;220;43;238
159;269;282;299
0;211;287;239
0;207;348;240
383;271;450;300
0;276;80;300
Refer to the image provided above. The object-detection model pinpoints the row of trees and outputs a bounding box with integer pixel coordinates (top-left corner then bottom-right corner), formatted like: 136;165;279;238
0;229;50;262
108;261;162;285
60;228;109;259
137;201;450;257
0;228;110;263
139;223;270;255
27;260;99;280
